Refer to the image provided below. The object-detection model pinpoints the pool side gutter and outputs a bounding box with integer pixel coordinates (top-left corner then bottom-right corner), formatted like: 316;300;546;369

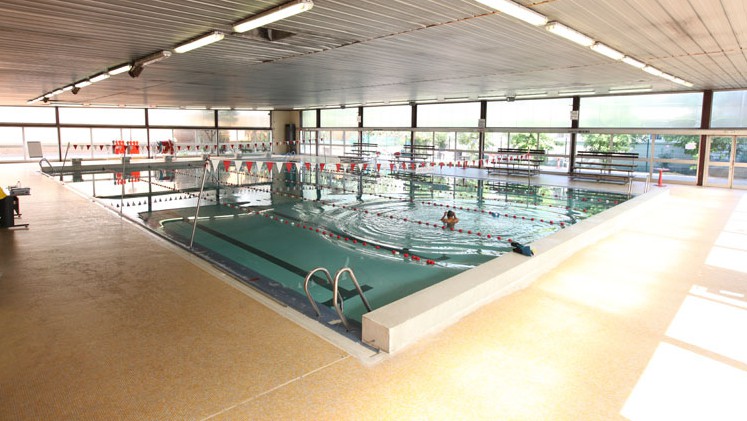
362;187;670;354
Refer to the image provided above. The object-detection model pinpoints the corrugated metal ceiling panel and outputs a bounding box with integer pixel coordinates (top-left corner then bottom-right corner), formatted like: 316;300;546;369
0;0;745;108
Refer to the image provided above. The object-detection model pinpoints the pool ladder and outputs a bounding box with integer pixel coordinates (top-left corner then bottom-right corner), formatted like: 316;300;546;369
304;267;372;331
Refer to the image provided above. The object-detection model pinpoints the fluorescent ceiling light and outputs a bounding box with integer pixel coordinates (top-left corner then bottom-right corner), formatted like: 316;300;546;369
74;80;92;88
108;64;132;75
516;92;548;98
622;56;646;68
642;65;663;76
61;85;74;92
27;96;45;104
134;50;172;68
174;31;225;53
559;89;595;96
590;42;624;60
50;88;64;96
673;78;694;87
609;86;652;94
233;0;314;33
474;0;548;26
90;72;110;83
545;21;594;47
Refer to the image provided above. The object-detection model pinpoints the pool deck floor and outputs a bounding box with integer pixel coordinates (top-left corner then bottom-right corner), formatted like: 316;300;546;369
1;163;746;420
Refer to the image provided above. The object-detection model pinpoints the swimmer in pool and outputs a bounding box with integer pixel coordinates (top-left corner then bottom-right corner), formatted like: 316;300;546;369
441;210;459;229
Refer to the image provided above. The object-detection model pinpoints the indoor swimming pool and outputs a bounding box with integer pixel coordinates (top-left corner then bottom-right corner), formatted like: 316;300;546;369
59;160;632;335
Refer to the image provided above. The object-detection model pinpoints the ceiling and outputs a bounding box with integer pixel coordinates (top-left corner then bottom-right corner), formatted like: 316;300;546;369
1;0;745;110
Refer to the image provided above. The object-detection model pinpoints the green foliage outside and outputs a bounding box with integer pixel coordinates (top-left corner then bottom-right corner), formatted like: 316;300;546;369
509;133;554;151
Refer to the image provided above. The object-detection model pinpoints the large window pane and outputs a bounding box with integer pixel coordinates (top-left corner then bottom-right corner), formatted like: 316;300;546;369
711;90;747;128
60;128;92;159
320;108;358;127
578;133;651;153
363;105;411;127
580;93;703;128
417;103;480;127
362;131;409;159
24;127;59;159
148;109;214;127
486;98;572;127
301;110;317;128
217;110;270;127
59;107;145;125
0;107;56;124
484;132;509;152
654;135;699;160
0;127;25;161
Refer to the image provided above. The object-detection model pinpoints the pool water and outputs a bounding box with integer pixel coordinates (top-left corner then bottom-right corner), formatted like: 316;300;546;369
62;166;631;327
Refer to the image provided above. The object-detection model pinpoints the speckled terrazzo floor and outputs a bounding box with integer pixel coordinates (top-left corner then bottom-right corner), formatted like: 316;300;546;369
1;163;745;420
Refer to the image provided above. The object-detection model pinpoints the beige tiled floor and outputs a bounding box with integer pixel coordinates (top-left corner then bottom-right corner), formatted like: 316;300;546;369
1;163;746;420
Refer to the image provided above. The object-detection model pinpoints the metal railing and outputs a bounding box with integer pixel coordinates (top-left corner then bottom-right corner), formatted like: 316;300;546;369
189;157;213;249
304;266;372;331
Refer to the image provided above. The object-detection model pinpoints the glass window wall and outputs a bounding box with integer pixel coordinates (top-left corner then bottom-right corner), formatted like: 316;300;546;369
148;109;214;127
417;103;480;127
711;90;747;128
320;108;358;127
217;110;270;128
363;105;411;127
580;93;703;128
486;98;572;127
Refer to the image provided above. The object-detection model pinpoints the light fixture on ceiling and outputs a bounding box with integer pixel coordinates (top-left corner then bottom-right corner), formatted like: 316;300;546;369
515;92;548;98
90;72;110;83
50;88;64;96
74;80;92;89
545;21;594;47
642;65;663;76
673;78;694;88
233;0;314;33
129;50;172;78
27;96;46;104
474;0;548;26
660;72;695;88
621;56;646;69
108;63;132;75
559;89;596;96
609;86;653;94
174;31;225;53
61;85;74;92
590;42;624;60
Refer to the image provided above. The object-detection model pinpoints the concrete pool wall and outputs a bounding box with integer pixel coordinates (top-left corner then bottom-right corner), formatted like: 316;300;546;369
362;187;670;354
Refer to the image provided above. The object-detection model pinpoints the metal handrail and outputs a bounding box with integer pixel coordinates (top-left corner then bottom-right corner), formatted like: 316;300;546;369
39;158;54;174
58;142;71;181
304;267;336;318
304;266;372;331
189;157;212;249
333;268;372;327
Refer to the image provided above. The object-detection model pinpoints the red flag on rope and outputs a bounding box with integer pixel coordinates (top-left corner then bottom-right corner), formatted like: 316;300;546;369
265;162;274;172
319;163;325;171
245;161;254;172
390;163;395;171
304;162;311;171
376;163;381;171
362;163;368;171
223;160;230;171
285;162;293;172
350;162;356;171
336;163;342;172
